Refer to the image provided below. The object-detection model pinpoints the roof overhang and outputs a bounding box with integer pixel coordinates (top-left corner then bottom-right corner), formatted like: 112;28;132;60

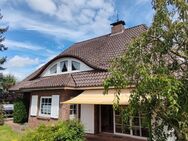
62;89;132;105
18;86;135;92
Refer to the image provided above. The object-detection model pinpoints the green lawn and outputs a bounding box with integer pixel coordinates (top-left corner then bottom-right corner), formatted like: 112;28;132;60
0;125;20;141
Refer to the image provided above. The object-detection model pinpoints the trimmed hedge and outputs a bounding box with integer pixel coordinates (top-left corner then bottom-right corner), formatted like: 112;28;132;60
21;120;85;141
13;100;27;123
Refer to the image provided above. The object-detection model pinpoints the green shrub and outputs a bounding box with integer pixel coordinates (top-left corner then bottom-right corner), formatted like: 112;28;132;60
21;120;85;141
0;104;4;125
13;100;27;123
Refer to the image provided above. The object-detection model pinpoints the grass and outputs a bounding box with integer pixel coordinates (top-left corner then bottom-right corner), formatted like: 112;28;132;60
0;124;20;141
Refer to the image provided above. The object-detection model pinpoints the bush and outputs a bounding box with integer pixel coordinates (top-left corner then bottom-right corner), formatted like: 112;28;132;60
13;99;27;123
0;104;4;125
21;120;85;141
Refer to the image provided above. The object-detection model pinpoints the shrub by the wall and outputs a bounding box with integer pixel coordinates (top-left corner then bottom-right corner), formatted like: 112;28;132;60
0;104;4;125
21;120;85;141
13;100;27;123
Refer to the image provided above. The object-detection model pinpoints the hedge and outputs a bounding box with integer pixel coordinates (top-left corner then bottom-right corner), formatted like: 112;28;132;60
13;100;27;123
21;120;85;141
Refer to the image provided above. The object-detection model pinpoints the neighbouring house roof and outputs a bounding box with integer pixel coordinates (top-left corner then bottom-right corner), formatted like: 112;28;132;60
10;24;147;91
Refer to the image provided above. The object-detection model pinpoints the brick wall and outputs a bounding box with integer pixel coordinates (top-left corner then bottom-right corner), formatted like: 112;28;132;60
111;24;124;34
28;89;82;127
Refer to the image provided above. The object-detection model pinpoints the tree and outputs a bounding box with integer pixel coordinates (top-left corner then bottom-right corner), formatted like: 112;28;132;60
104;0;188;140
2;75;16;92
0;11;8;70
0;74;17;103
0;11;8;125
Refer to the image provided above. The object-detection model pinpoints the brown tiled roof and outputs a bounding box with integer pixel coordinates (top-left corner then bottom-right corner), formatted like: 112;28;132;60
10;71;110;91
10;24;147;91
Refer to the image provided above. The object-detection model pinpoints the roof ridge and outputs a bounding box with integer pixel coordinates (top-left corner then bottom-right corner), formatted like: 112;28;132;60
124;24;148;31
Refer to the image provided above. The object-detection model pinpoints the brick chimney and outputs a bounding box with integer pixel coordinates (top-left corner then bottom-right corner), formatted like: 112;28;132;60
110;20;125;34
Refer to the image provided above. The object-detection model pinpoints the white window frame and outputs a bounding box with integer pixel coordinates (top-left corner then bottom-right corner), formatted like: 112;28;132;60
114;111;148;139
49;64;57;74
69;104;78;120
39;96;52;117
41;57;93;77
71;61;80;71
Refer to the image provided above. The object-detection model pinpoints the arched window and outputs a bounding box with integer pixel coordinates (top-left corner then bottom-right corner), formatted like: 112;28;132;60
50;64;57;74
41;58;93;77
72;61;80;71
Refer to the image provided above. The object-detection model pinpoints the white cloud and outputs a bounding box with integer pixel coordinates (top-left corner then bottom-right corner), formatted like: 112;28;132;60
2;0;115;42
2;70;27;82
4;39;43;51
26;0;57;15
1;56;41;81
5;55;39;68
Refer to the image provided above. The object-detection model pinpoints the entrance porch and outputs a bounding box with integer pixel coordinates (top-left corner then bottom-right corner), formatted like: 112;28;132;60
62;89;148;140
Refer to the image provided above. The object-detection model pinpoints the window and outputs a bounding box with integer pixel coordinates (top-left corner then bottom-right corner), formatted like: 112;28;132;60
50;64;57;74
69;104;78;119
70;104;77;115
115;111;149;137
39;97;52;117
60;61;68;72
72;61;80;71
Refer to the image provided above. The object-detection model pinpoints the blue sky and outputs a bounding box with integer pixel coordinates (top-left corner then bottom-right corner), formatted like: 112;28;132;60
0;0;154;81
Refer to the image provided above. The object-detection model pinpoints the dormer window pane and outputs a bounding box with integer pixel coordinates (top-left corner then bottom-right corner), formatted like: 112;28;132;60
50;64;57;74
72;61;80;71
60;61;68;72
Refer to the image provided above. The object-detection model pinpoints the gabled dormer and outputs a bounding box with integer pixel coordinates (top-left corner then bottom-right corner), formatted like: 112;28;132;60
41;57;93;77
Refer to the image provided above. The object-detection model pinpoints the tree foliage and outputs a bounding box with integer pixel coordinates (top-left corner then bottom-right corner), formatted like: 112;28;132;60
0;10;8;125
0;11;8;70
104;0;188;140
1;74;16;92
0;74;17;103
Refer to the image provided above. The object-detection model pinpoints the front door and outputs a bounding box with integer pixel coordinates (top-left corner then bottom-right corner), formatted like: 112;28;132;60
101;105;113;133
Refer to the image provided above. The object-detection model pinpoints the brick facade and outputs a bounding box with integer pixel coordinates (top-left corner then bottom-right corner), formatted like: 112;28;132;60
28;89;82;127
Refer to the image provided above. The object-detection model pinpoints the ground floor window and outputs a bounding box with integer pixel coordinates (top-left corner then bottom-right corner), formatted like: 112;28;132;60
115;111;149;137
69;104;78;119
39;96;52;117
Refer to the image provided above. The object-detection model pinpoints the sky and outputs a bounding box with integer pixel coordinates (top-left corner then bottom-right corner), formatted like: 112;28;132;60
0;0;154;81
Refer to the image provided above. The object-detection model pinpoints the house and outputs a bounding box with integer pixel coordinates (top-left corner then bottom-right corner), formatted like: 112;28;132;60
10;21;149;140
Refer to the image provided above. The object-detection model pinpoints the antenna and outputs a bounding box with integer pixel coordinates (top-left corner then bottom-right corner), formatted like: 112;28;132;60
116;13;119;22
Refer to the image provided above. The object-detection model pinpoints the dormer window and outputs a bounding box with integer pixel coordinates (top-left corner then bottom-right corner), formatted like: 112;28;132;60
60;60;68;72
72;61;80;71
41;58;93;77
50;64;57;74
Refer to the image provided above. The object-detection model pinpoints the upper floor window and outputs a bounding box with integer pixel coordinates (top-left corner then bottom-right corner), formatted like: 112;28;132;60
50;64;57;74
41;57;93;77
60;60;68;72
72;61;80;71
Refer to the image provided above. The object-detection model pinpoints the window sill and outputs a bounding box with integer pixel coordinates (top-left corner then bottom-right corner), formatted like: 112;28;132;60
36;116;59;120
37;116;51;120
